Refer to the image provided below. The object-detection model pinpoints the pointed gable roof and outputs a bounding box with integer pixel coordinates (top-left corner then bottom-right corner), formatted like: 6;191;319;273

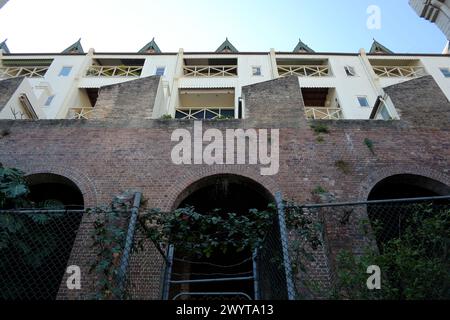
370;39;393;54
62;39;84;54
139;38;161;53
216;38;238;53
0;39;10;53
293;38;314;53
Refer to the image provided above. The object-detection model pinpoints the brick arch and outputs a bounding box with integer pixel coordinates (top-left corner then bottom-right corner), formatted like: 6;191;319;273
19;164;98;208
158;165;280;211
358;165;450;201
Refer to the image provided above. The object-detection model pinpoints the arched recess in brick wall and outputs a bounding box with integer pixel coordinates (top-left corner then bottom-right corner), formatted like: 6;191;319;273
363;171;450;252
359;165;450;201
165;173;287;300
19;165;98;207
161;166;279;212
0;173;85;300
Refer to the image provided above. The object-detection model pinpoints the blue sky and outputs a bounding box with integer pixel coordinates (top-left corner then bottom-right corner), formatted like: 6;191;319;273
0;0;447;53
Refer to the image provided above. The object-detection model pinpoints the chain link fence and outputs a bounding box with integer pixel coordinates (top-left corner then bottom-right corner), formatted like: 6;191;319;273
1;195;449;300
294;196;450;300
0;207;84;300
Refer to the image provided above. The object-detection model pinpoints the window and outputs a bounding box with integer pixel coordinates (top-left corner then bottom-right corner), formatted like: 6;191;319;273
357;96;370;107
379;106;392;120
155;66;165;76
59;66;72;77
44;95;55;106
252;66;262;76
345;66;356;76
440;67;450;78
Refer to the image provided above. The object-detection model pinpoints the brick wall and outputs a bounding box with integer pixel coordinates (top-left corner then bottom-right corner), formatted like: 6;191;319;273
0;74;449;299
0;77;22;112
90;76;161;120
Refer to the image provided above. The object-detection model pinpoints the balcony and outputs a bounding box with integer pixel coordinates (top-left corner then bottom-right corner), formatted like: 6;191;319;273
175;107;235;120
0;59;52;79
277;59;331;77
175;88;235;119
85;58;145;78
371;65;427;78
369;59;427;78
305;107;343;120
86;65;143;77
183;58;238;77
302;88;342;120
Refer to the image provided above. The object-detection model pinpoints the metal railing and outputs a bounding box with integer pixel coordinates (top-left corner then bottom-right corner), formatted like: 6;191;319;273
371;65;427;78
305;107;343;120
277;65;331;77
183;65;238;77
0;66;49;79
85;65;143;77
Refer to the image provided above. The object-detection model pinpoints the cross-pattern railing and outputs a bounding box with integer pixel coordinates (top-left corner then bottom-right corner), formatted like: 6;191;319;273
277;65;331;77
305;107;343;120
0;66;49;79
183;65;238;77
85;65;143;77
175;108;235;120
371;66;427;78
69;107;95;119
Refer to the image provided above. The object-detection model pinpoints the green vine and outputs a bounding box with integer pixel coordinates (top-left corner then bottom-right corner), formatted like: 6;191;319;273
88;195;134;300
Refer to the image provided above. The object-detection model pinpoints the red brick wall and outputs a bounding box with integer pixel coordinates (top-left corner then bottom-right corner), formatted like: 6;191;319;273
0;75;449;299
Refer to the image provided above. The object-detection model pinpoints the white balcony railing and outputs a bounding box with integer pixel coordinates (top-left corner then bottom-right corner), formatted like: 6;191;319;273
175;107;235;120
278;65;331;77
183;66;238;77
85;65;143;77
305;107;343;120
372;66;427;78
69;107;95;119
0;66;49;79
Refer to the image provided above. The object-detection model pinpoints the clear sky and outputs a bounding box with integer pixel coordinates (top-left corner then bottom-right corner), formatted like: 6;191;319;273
0;0;448;53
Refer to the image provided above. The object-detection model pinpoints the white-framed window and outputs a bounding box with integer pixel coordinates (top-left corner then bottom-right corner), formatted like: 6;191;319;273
344;66;356;76
440;67;450;78
357;96;370;107
44;95;55;106
155;66;165;76
59;66;72;77
252;66;262;76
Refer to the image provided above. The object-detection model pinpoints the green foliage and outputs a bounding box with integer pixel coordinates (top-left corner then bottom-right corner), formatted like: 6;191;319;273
364;138;375;155
333;204;450;300
335;160;351;174
284;202;323;275
138;205;276;258
310;123;330;135
0;164;29;209
312;186;328;195
88;194;135;300
215;115;233;121
160;114;173;120
316;136;325;143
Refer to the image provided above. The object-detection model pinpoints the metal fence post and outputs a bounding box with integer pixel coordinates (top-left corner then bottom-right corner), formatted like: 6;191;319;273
275;191;296;300
162;245;174;300
117;191;142;299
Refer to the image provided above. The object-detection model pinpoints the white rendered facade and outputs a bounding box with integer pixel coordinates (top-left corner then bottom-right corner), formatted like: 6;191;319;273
1;44;450;121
